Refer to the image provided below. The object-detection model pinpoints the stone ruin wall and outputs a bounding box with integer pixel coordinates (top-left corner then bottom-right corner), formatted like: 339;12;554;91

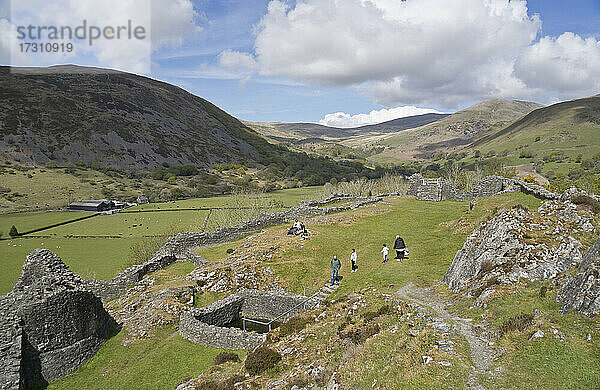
0;250;118;390
408;173;560;202
179;289;315;350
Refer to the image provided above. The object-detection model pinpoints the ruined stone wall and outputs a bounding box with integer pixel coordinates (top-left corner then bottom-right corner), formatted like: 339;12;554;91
0;311;22;390
240;289;313;321
179;313;266;350
0;249;118;389
408;173;560;202
179;289;316;350
83;253;177;301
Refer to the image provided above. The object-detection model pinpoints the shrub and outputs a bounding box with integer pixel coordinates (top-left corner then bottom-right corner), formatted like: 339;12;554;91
539;285;548;298
338;323;380;344
244;347;281;375
500;313;534;335
279;315;313;338
572;195;600;214
9;225;19;237
213;351;240;366
362;304;393;321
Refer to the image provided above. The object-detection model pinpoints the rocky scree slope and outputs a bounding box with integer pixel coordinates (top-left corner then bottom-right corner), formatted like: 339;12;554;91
0;66;360;175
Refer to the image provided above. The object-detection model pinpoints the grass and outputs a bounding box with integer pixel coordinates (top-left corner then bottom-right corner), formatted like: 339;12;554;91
0;187;321;294
239;192;542;298
0;237;145;293
0;210;89;237
48;324;246;390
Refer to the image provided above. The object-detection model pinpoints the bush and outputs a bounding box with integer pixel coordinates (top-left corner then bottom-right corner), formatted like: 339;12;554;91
338;322;380;344
500;313;534;335
244;347;281;375
362;304;393;321
213;351;240;366
9;225;19;237
279;315;313;338
572;194;600;214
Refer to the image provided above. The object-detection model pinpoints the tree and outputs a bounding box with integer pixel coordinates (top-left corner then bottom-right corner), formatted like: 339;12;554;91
9;225;19;237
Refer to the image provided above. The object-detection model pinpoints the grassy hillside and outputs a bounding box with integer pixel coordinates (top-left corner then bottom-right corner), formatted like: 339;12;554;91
244;113;448;142
44;192;600;389
472;95;600;159
0;65;379;198
361;99;543;161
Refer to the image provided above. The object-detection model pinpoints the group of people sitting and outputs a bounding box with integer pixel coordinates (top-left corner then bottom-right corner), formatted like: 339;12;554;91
287;219;308;236
330;235;408;286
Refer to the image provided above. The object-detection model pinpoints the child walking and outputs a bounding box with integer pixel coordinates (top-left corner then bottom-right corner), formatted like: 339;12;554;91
350;249;358;272
381;244;389;263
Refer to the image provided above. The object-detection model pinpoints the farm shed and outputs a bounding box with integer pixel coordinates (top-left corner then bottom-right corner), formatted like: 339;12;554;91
68;200;115;212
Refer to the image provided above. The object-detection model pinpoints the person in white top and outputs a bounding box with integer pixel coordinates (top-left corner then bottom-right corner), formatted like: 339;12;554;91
350;248;358;272
381;244;389;263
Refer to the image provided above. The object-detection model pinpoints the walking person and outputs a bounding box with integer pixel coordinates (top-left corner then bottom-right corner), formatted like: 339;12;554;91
394;235;406;262
381;244;389;263
330;255;341;285
350;249;358;272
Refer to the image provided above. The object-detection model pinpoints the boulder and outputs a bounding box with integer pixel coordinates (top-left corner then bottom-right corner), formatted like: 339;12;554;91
443;201;589;298
558;236;600;317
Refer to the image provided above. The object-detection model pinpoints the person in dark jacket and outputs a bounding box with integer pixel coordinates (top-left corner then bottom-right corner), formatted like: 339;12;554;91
394;235;406;262
330;255;341;285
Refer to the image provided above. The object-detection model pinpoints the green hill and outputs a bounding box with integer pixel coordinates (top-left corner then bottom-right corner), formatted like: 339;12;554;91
363;99;543;162
471;95;600;159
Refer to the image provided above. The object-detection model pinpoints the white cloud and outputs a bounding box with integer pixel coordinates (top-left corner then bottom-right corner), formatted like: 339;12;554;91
4;0;199;74
218;49;259;71
221;0;600;108
514;32;600;98
318;106;443;128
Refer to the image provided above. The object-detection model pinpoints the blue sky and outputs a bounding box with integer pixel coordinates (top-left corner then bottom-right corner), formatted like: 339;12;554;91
2;0;600;126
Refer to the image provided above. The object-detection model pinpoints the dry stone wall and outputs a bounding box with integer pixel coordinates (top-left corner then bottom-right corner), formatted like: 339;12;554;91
407;173;560;202
179;289;316;350
0;249;118;390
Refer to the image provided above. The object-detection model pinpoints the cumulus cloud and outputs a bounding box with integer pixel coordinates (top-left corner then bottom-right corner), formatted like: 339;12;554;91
319;106;443;128
514;32;600;97
4;0;199;74
220;0;600;108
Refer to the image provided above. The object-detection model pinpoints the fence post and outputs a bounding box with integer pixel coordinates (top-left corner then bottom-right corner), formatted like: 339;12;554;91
243;318;246;332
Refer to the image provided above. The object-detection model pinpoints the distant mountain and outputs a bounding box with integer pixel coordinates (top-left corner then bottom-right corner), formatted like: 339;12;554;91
0;65;369;183
351;113;449;134
0;65;279;169
243;112;448;142
363;99;544;161
471;95;600;158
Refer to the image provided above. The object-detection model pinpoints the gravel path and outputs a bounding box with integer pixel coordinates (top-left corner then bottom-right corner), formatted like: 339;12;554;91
397;282;498;390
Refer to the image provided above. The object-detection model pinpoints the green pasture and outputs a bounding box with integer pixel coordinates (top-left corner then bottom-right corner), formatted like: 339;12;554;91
0;187;322;294
49;324;245;390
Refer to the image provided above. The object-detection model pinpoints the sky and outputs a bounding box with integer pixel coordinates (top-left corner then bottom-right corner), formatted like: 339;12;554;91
1;0;600;127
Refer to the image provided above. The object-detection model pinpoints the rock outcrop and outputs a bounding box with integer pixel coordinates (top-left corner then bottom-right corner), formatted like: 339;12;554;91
0;249;118;389
558;236;600;317
443;199;596;302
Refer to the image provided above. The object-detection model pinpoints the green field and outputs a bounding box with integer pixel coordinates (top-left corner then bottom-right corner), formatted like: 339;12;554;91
0;187;322;294
49;324;246;390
